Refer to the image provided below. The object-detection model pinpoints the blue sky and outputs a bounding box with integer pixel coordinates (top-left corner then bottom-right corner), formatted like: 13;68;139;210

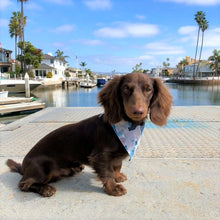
0;0;220;73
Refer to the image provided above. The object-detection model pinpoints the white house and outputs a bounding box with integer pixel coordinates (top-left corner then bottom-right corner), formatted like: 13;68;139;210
33;53;68;79
151;66;162;77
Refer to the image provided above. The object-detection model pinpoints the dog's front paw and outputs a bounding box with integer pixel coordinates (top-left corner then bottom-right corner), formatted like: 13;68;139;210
105;183;127;196
115;173;127;183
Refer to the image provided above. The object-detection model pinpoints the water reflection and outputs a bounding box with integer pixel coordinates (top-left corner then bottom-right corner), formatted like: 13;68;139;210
31;83;220;107
166;84;220;106
32;86;103;107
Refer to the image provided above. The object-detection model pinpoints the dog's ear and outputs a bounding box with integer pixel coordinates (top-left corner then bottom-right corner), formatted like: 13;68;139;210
149;78;173;126
98;76;123;124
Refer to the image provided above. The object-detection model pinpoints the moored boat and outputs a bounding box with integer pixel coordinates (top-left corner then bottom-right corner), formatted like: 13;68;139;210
97;78;106;87
80;81;96;88
0;79;42;93
0;90;8;98
80;74;97;88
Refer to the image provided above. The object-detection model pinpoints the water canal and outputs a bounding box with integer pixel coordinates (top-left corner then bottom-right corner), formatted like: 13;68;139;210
0;83;219;124
31;83;220;107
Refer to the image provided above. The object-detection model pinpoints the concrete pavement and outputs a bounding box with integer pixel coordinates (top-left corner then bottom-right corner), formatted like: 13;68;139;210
0;106;219;219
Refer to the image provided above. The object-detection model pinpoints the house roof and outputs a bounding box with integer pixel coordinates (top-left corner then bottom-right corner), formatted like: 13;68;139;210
43;54;67;63
33;63;56;70
0;48;12;53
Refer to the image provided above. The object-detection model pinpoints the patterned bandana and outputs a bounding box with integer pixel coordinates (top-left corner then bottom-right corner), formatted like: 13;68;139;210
112;120;145;160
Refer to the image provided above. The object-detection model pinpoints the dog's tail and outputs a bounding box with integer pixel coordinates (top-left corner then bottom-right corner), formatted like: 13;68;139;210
6;159;23;175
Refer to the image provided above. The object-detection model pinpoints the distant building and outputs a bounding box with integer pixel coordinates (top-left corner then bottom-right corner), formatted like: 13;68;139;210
65;67;86;78
0;48;13;73
151;66;162;77
183;62;213;77
151;66;176;77
162;67;177;76
32;53;68;79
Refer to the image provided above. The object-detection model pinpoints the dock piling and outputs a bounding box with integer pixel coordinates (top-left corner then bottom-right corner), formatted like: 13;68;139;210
25;72;30;98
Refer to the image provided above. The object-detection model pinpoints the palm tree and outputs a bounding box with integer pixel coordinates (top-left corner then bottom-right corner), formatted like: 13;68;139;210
55;49;69;61
193;11;206;78
9;11;26;62
196;18;208;77
80;62;87;71
17;0;28;44
208;49;220;77
178;58;189;76
17;0;29;72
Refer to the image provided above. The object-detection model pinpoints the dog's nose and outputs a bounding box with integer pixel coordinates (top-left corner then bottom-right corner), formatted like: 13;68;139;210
133;107;144;116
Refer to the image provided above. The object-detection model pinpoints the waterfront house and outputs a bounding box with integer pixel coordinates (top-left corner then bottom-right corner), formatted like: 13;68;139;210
32;53;67;79
33;63;56;78
65;67;86;79
151;66;162;77
183;62;213;77
151;66;176;77
0;48;13;73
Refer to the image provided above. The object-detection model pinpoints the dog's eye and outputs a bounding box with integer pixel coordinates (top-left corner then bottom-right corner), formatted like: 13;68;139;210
123;85;132;95
144;85;152;92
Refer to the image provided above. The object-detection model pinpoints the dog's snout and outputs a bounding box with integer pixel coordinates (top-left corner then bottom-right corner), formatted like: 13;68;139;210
133;107;144;116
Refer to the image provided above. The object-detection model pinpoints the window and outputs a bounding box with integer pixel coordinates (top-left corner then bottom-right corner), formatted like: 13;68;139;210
50;59;54;64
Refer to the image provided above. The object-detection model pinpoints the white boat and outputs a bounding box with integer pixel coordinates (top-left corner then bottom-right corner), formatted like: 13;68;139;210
0;80;42;93
80;74;96;88
0;90;8;98
80;81;97;88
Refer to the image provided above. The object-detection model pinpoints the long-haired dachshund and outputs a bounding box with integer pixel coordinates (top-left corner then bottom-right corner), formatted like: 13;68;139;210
6;73;173;197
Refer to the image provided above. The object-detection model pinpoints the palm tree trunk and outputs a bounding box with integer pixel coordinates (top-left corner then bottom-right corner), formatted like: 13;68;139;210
196;31;204;77
21;0;26;73
15;35;17;64
193;27;200;78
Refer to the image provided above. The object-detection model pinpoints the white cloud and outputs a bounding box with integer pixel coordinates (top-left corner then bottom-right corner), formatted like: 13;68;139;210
94;22;159;38
158;0;220;6
44;0;73;5
203;28;220;47
84;0;112;10
79;39;105;46
0;0;13;10
87;54;158;71
26;2;43;10
0;19;9;27
145;42;185;55
178;26;220;48
135;15;146;20
178;26;197;35
95;27;127;38
52;25;75;33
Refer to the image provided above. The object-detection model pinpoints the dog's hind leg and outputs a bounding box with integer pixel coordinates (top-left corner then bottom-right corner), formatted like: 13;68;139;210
18;160;59;197
19;178;56;197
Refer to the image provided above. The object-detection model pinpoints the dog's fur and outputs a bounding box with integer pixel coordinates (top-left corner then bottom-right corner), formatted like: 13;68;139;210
6;73;173;197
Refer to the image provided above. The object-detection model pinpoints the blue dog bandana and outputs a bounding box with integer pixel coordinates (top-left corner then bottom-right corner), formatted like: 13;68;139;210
112;121;145;160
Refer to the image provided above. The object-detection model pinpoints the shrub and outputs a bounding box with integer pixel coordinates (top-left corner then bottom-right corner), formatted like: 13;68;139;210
65;71;71;77
15;64;21;74
46;72;53;78
28;71;35;79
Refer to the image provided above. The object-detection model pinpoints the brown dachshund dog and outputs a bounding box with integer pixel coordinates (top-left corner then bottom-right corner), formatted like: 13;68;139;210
6;73;173;197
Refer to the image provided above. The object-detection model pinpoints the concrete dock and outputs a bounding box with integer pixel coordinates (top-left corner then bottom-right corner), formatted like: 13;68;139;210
0;106;219;219
0;97;45;114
